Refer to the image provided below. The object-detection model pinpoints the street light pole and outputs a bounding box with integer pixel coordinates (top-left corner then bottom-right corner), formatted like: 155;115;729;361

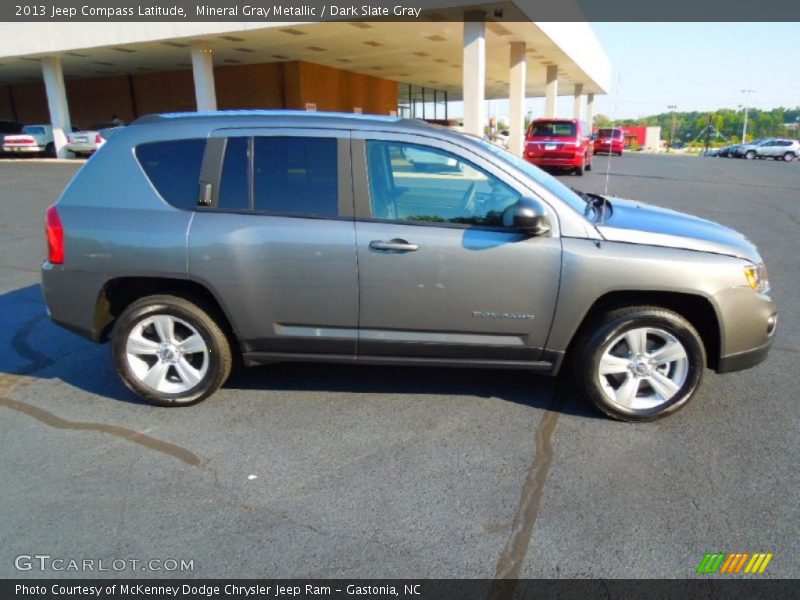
741;89;755;143
668;105;677;148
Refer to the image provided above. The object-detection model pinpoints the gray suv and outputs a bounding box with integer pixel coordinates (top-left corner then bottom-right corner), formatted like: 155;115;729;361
41;111;777;421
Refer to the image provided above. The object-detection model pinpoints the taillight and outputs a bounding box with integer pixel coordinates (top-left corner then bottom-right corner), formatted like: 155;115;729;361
95;133;103;144
45;205;64;264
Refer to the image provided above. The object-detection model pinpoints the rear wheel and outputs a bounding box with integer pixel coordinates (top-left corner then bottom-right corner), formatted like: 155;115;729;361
784;152;795;162
111;295;232;406
745;150;756;160
585;156;592;171
574;161;585;176
573;306;705;421
44;142;56;158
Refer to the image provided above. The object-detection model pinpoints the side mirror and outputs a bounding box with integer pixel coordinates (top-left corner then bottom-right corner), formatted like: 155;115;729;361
503;198;551;236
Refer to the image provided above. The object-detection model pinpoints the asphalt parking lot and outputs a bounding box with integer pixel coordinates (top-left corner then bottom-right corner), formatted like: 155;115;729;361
0;153;797;580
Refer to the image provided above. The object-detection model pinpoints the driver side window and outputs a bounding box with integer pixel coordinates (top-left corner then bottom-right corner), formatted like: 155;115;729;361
365;141;520;227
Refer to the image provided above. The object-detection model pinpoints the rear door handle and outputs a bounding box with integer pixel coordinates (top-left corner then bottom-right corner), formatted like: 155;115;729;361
369;239;419;253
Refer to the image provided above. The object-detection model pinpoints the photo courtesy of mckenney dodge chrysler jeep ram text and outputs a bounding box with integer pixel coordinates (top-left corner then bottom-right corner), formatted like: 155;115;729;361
41;111;776;421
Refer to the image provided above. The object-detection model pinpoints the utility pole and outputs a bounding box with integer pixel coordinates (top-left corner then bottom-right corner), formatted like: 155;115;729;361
704;113;713;153
668;104;677;148
741;89;755;143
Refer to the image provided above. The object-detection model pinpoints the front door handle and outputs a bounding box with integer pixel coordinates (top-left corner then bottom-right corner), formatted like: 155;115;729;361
369;239;419;253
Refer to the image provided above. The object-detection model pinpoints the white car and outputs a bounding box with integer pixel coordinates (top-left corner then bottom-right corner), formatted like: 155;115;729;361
754;138;799;162
65;122;123;157
2;124;55;156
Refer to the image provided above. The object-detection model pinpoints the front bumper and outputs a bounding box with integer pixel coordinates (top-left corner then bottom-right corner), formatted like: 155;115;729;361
717;339;774;373
713;286;777;374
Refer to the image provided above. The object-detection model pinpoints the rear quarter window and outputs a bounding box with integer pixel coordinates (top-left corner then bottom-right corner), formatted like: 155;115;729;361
135;139;206;209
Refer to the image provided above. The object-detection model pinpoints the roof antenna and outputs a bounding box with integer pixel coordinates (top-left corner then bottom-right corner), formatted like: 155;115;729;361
599;72;621;226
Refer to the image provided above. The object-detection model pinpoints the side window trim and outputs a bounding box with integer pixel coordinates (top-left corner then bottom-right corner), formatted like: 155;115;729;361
201;129;353;219
352;133;529;226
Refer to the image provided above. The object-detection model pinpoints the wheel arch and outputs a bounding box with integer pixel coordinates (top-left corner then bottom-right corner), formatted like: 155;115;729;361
563;290;722;371
93;276;238;348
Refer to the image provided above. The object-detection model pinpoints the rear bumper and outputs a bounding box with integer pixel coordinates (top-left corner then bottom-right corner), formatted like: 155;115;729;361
3;145;43;153
41;261;106;342
525;155;584;168
64;143;98;154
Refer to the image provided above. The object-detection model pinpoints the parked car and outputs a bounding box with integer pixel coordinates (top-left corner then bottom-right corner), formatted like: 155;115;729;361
524;118;594;175
730;138;774;159
0;119;23;156
754;138;799;162
716;145;736;158
2;124;56;156
65;121;123;157
42;111;776;421
593;127;624;156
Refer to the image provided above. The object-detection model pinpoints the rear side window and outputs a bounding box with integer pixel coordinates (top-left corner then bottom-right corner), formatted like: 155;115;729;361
253;137;338;217
136;139;206;209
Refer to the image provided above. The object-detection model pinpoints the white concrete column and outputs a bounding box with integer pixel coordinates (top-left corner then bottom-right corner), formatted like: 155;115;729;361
462;15;486;137
190;43;217;111
544;65;558;118
41;56;72;158
508;42;526;157
586;93;595;129
573;83;583;120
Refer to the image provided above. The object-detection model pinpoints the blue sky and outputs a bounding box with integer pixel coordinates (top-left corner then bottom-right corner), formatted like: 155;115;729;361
588;22;800;119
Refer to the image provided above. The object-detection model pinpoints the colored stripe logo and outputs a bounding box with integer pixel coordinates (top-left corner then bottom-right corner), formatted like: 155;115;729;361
697;552;773;574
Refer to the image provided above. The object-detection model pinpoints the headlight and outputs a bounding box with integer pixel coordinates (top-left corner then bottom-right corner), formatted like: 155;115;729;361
744;262;770;293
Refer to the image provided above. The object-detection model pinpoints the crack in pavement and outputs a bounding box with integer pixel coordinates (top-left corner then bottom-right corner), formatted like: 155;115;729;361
2;313;203;468
488;393;564;599
0;395;202;467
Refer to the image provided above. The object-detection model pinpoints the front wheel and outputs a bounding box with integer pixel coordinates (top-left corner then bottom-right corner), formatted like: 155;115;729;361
784;152;795;162
745;150;756;160
111;295;232;406
573;306;706;421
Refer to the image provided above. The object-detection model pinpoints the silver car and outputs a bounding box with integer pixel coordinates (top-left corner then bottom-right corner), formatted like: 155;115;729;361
64;121;123;157
41;111;777;421
754;138;799;161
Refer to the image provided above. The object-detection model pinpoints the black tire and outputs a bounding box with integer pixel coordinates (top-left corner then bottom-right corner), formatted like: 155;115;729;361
784;152;795;162
585;157;592;171
572;306;706;422
44;142;56;158
111;295;232;406
745;150;756;160
574;161;585;176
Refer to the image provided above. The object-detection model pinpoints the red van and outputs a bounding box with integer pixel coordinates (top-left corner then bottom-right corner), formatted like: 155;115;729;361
524;118;593;175
593;127;624;156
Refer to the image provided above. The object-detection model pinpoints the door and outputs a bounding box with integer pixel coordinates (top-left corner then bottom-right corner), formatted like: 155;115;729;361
353;137;562;362
188;130;359;357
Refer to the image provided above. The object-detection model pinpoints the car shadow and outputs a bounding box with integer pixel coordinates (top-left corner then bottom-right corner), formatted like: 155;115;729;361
1;283;601;419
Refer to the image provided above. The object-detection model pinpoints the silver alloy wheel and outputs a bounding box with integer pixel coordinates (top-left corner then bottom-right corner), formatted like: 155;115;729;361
125;314;209;394
597;327;689;411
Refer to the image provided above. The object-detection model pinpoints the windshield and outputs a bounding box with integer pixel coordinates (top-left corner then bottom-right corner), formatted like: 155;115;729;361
478;140;590;216
529;121;576;137
22;125;46;135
